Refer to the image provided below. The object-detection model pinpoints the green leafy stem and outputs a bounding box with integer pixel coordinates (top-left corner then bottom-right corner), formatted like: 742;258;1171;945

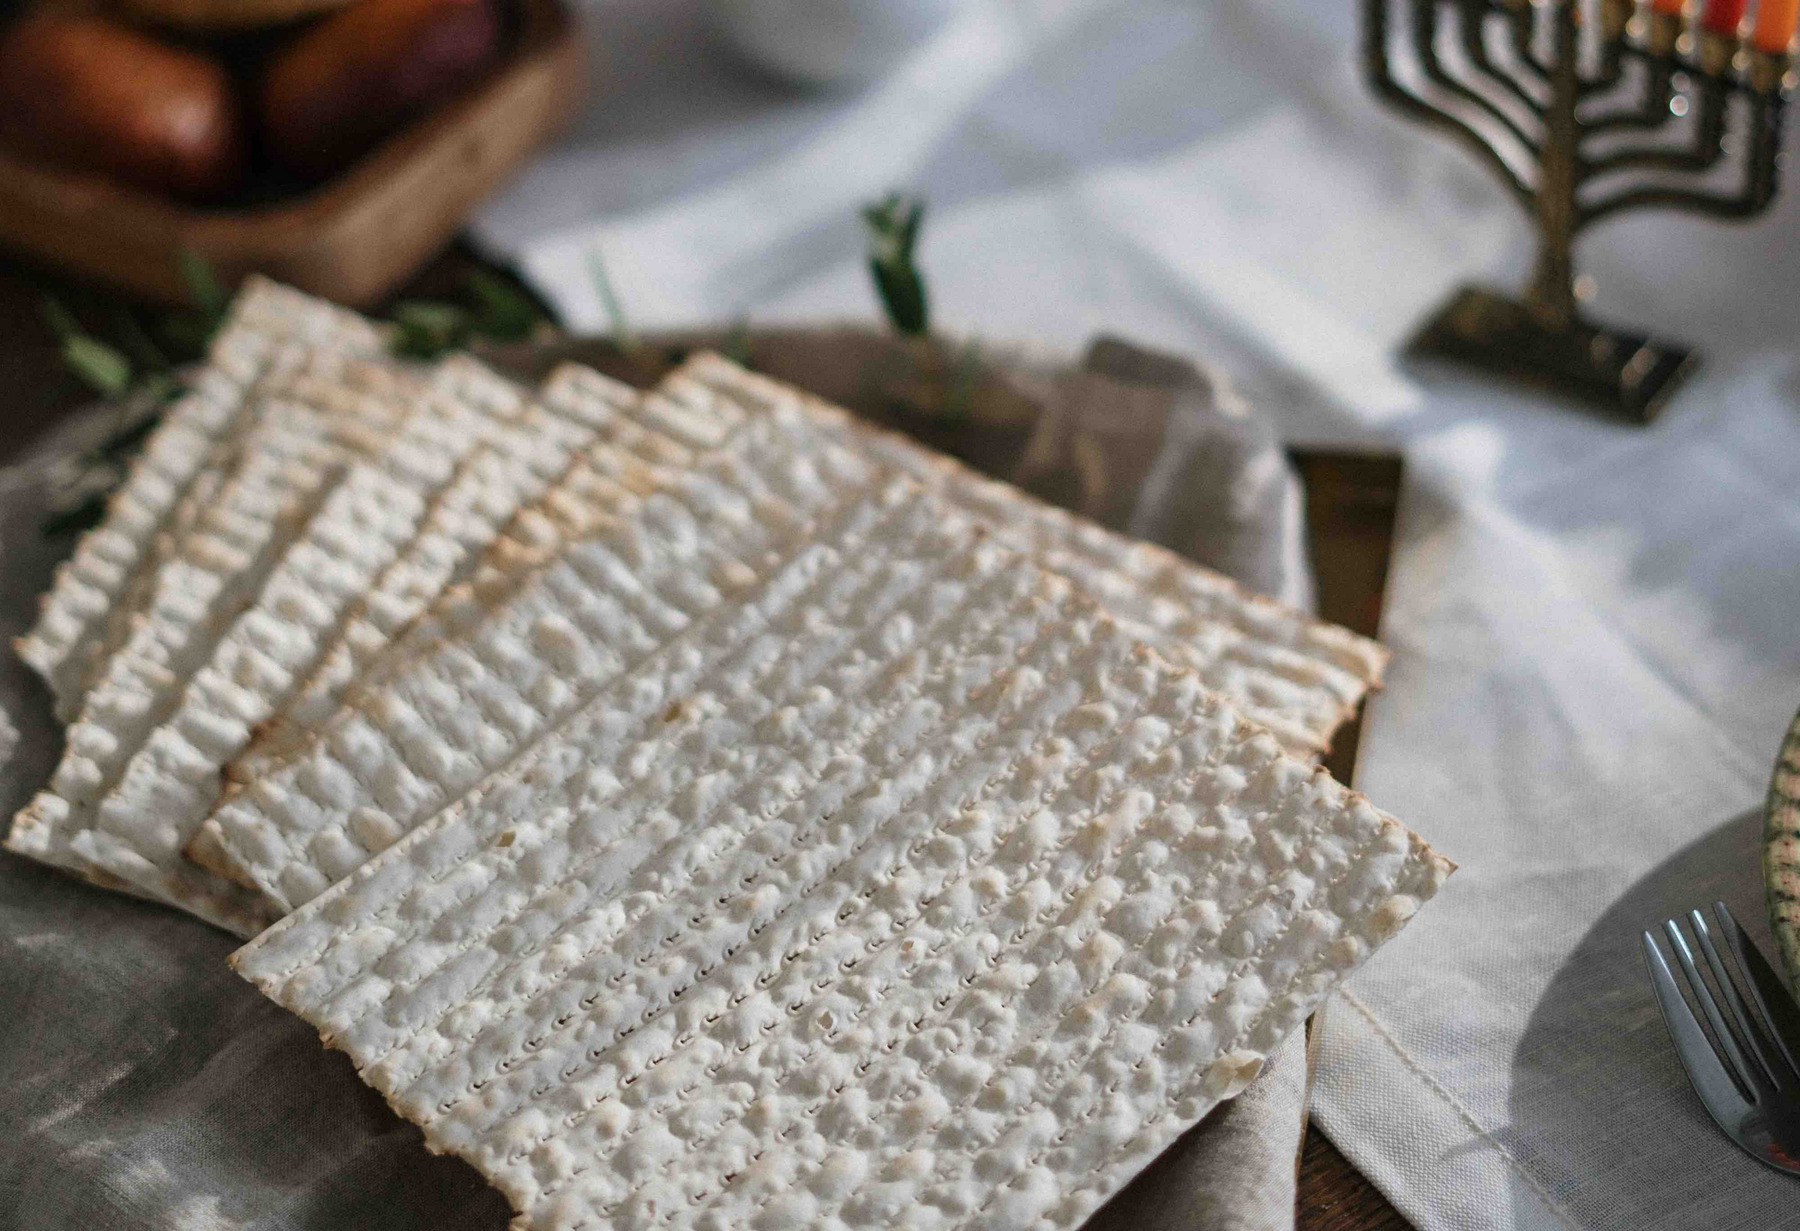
40;195;941;536
37;258;551;533
862;192;929;336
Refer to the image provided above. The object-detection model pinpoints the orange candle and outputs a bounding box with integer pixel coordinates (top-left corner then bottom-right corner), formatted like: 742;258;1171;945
1704;0;1747;31
1755;0;1800;50
1653;0;1686;13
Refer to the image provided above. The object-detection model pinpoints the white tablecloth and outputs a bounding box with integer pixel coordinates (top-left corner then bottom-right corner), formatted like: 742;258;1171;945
471;2;1800;1227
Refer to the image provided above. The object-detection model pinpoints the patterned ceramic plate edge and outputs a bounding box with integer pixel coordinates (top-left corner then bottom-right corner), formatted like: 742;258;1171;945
1762;707;1800;987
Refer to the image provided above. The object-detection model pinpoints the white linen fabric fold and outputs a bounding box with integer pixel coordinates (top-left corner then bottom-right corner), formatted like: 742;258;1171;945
474;1;1800;1228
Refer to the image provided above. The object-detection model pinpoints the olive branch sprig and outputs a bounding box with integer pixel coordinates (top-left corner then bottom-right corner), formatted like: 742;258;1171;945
862;192;929;336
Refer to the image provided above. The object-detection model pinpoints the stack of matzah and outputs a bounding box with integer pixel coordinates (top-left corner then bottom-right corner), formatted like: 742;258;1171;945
7;278;1450;1230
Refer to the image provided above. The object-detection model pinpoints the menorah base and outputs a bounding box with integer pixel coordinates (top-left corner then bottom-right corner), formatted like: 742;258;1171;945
1408;286;1698;423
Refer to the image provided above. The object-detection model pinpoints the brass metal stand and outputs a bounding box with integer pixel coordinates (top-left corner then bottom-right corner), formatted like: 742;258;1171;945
1365;0;1793;421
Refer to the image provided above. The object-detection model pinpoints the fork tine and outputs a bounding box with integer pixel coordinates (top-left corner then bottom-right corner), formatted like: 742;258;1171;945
1689;908;1785;1089
1663;918;1769;1100
1644;931;1754;1124
1713;901;1800;1081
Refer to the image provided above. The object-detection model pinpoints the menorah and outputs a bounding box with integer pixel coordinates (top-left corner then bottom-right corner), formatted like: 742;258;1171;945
1366;0;1794;421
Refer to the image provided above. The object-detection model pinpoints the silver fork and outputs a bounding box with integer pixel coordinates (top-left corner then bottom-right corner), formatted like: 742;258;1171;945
1643;901;1800;1176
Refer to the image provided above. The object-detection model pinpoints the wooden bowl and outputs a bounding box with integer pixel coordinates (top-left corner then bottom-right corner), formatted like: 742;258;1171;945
113;0;357;32
0;0;582;307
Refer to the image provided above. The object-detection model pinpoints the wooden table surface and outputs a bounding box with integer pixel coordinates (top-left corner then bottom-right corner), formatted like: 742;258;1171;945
1293;450;1412;1231
0;240;1413;1231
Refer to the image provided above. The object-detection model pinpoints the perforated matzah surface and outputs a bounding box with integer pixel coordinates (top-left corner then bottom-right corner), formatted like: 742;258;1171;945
232;476;1449;1231
192;370;725;884
17;278;387;719
65;365;648;933
213;362;715;799
197;352;1395;922
187;370;738;899
7;355;519;886
73;461;431;932
203;406;885;916
676;353;1385;756
212;365;658;800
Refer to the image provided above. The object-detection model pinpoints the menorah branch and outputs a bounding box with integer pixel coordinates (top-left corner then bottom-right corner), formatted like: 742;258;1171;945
1584;0;1636;93
1583;14;1706;133
1410;2;1546;155
1582;82;1785;225
1580;63;1680;131
1579;79;1730;180
1454;0;1547;117
1581;174;1777;225
1503;0;1552;80
1366;0;1537;211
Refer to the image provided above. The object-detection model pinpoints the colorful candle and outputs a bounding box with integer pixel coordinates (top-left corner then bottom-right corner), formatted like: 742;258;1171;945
1703;0;1748;32
1753;0;1800;50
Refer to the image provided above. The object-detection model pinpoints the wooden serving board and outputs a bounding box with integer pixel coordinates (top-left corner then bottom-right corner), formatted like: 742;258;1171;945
0;0;582;307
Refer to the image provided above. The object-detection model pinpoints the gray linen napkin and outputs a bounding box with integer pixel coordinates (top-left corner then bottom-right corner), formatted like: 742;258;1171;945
1019;336;1313;613
1086;1033;1309;1231
0;333;1314;1230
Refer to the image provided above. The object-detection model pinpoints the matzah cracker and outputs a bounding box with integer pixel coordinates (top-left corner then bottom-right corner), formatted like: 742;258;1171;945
17;278;387;719
7;355;519;883
75;354;427;718
74;366;649;932
676;353;1385;755
185;408;695;892
198;354;1393;917
71;461;432;932
191;361;754;882
202;407;885;916
9;366;410;874
406;363;746;623
208;368;696;808
231;476;1450;1231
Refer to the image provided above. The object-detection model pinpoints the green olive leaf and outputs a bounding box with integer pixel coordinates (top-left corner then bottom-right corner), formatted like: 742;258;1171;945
177;249;230;323
465;269;544;341
862;193;929;336
390;300;470;359
721;317;753;367
61;334;134;398
111;306;171;373
40;297;83;344
586;248;640;353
